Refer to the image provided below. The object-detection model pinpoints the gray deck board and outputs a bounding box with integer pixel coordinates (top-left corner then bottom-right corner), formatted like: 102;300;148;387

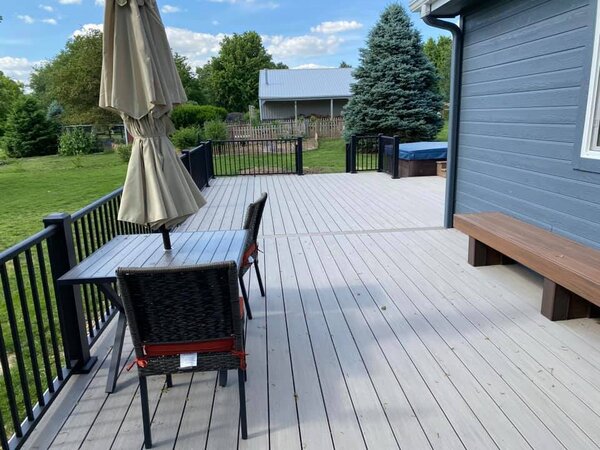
23;173;600;450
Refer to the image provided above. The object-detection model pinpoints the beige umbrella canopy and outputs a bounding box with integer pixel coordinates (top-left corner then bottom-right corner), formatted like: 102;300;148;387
100;0;206;248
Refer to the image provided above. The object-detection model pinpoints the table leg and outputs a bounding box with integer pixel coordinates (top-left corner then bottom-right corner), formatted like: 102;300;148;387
98;283;127;394
106;311;127;393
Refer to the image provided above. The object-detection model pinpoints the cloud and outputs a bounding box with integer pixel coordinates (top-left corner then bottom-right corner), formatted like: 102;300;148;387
264;34;344;58
42;18;58;25
72;23;103;37
39;4;54;12
17;15;35;25
212;20;220;26
165;27;225;67
292;63;334;69
311;20;363;34
207;0;279;10
161;4;181;13
0;57;43;84
95;0;104;5
59;0;82;4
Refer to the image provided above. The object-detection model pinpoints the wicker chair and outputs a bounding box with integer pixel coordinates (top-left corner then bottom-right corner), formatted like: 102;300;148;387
116;262;248;448
239;193;268;320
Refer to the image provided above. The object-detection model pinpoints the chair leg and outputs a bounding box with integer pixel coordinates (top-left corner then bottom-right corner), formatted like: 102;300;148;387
219;370;228;387
139;376;152;448
165;374;173;388
239;274;253;320
254;259;265;297
238;369;248;439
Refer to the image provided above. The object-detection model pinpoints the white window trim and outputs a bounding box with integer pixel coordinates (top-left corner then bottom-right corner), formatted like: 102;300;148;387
581;3;600;160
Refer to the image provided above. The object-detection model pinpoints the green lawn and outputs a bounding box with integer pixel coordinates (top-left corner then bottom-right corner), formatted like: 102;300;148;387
0;152;127;250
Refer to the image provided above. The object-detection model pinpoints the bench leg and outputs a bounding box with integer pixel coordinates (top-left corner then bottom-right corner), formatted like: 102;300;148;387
468;237;515;267
541;278;596;320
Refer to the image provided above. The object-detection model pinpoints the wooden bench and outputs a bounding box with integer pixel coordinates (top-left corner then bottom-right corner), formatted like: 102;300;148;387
454;212;600;321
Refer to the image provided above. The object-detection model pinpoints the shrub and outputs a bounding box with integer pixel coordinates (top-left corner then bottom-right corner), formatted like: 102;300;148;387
4;97;59;158
58;128;100;156
203;120;228;141
171;126;202;150
114;144;133;162
171;104;227;129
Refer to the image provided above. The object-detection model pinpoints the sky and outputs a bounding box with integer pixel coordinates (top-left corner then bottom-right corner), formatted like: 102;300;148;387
0;0;447;87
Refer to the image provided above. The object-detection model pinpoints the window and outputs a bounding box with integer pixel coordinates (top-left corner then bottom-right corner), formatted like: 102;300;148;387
581;5;600;160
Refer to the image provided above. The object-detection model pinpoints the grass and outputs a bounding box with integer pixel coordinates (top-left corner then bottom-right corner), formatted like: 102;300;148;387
436;119;449;142
0;152;127;251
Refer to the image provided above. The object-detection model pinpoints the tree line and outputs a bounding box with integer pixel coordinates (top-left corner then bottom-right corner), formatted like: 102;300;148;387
0;2;452;157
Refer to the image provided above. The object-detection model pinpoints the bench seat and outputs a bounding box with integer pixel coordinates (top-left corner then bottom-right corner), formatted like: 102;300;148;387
454;212;600;321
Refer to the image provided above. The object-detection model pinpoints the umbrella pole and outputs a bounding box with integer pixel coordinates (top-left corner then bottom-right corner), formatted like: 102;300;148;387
160;225;172;250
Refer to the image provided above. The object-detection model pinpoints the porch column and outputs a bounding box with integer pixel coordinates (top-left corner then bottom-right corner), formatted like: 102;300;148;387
330;99;334;119
294;100;298;121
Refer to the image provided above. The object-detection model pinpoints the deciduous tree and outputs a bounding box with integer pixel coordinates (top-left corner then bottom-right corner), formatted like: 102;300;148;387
423;36;452;103
208;31;287;111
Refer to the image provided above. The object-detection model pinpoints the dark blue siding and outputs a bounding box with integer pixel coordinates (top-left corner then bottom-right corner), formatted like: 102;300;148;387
456;0;600;248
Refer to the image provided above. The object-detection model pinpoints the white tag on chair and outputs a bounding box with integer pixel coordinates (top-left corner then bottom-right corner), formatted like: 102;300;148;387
180;353;197;368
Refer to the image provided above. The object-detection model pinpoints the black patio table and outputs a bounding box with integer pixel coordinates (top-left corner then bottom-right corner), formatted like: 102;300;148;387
59;229;248;393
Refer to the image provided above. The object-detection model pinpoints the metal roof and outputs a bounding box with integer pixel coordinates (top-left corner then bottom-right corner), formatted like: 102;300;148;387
259;68;355;101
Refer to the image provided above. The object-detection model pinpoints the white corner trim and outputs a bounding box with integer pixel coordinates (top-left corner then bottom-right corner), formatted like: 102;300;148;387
581;2;600;160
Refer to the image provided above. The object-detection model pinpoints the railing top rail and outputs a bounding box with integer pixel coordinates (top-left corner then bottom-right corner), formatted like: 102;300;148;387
214;137;300;144
0;226;57;264
71;187;124;221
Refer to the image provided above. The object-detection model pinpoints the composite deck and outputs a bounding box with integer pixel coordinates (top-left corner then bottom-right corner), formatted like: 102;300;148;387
24;173;600;450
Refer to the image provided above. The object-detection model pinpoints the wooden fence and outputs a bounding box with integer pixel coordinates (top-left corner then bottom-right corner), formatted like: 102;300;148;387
227;117;344;140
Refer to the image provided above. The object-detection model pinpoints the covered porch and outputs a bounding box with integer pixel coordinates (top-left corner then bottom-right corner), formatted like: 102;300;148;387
24;173;600;449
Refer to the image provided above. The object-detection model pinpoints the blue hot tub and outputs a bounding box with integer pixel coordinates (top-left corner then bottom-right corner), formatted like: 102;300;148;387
399;141;448;161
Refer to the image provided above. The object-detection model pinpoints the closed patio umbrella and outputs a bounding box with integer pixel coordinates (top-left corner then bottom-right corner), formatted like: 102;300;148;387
100;0;206;249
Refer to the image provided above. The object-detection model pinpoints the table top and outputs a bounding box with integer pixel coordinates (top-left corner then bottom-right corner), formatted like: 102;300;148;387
59;230;248;285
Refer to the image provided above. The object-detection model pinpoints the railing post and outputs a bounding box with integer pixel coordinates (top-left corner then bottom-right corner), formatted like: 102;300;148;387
207;140;215;179
345;142;351;172
377;133;384;172
203;143;211;187
392;135;400;179
296;137;304;175
43;213;97;374
351;135;358;173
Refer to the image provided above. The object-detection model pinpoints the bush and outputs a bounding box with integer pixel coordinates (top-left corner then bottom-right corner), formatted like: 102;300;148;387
171;104;227;129
171;126;202;150
4;97;59;158
58;128;100;156
114;144;132;163
203;120;228;141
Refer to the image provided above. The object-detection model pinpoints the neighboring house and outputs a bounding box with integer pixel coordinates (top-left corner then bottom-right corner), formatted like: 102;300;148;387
411;0;600;249
258;68;354;121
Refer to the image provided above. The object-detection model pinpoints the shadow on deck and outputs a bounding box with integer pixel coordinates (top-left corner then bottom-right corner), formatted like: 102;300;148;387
24;173;600;450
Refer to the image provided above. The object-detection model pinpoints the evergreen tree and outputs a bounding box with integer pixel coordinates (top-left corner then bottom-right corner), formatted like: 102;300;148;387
4;97;59;158
343;4;443;141
0;71;24;137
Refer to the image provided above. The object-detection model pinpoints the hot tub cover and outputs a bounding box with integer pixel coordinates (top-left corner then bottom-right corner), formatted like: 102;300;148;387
399;142;447;161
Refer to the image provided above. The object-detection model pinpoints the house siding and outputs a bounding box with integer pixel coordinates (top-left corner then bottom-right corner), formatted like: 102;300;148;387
260;99;348;120
456;0;600;248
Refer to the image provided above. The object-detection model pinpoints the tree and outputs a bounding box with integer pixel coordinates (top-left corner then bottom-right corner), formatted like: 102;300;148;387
0;71;24;137
30;30;117;125
173;53;207;104
343;4;443;141
4;96;59;157
423;36;452;103
339;61;352;68
208;31;287;111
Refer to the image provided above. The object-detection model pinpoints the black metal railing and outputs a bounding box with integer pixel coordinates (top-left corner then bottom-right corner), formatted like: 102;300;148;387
212;138;303;176
346;135;400;178
0;143;214;449
0;227;68;449
181;142;214;190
